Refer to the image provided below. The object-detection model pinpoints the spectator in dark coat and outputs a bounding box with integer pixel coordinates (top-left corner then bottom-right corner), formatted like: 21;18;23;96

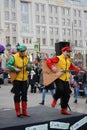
74;71;87;103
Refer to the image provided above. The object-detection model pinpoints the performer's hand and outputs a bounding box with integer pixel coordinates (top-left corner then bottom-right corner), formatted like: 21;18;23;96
79;70;85;74
78;82;82;85
3;68;9;72
27;64;31;67
14;67;21;72
51;66;57;73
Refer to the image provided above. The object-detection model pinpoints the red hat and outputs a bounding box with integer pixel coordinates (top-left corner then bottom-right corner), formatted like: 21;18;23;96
61;46;72;52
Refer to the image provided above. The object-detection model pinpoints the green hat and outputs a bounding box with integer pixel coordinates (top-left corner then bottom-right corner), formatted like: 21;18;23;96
17;45;27;51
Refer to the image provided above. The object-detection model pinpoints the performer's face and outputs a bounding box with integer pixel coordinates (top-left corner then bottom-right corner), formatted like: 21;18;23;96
63;50;71;58
19;51;26;57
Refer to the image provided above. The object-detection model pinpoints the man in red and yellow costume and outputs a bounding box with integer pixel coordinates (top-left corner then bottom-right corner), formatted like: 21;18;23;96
46;46;79;115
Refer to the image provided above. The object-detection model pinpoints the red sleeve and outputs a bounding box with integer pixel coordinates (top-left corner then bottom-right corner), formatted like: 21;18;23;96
69;63;79;74
46;56;59;69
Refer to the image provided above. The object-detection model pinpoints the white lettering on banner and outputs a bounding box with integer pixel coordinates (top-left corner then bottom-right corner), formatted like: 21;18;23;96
70;116;87;130
50;121;70;129
25;124;48;130
25;116;87;130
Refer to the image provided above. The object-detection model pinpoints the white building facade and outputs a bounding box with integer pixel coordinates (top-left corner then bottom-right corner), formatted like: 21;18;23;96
0;0;87;65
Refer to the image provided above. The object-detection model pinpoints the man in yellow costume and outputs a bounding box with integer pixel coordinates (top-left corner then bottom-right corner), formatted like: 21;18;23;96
6;45;31;117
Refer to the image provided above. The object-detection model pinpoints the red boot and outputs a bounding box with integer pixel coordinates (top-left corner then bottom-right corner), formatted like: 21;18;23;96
22;101;30;117
14;102;22;117
51;99;57;108
61;108;71;115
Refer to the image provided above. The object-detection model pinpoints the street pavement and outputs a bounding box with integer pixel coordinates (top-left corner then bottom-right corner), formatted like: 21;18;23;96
0;83;87;114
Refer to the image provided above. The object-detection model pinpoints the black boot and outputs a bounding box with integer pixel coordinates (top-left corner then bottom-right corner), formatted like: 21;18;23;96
74;99;77;103
39;100;44;105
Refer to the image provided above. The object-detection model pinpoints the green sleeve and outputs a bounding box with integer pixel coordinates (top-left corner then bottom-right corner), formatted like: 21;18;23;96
6;56;15;71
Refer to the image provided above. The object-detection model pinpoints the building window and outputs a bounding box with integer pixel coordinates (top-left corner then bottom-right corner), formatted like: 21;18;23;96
21;2;28;13
61;8;65;15
35;4;39;12
78;10;81;17
75;40;77;47
79;40;82;47
4;11;9;20
62;18;65;26
41;4;45;12
12;24;16;32
22;15;28;23
54;6;58;14
78;30;82;37
36;26;40;34
85;29;87;36
56;39;59;43
26;38;28;44
22;24;29;32
67;19;70;26
23;38;25;44
55;28;59;35
66;8;70;16
74;29;77;37
62;28;66;36
85;40;87;46
29;38;32;44
78;20;81;27
4;0;9;8
41;16;45;24
21;2;29;24
21;2;30;32
54;17;58;25
37;38;40;43
5;23;10;30
36;15;40;23
49;5;53;13
11;0;15;8
42;38;46;45
67;29;71;36
22;38;31;44
50;27;53;35
49;17;53;25
11;12;16;20
73;9;76;16
74;19;77;26
12;37;16;45
6;36;10;44
42;27;45;34
50;39;54;46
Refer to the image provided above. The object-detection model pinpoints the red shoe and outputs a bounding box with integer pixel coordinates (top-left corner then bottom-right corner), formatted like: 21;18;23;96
61;108;71;115
14;102;22;117
22;101;31;117
51;99;57;108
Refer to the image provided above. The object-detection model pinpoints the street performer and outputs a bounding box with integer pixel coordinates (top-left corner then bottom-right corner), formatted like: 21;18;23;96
46;46;80;115
6;45;32;117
